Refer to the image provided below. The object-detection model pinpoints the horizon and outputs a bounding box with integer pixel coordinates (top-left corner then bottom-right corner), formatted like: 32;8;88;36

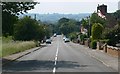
28;2;119;14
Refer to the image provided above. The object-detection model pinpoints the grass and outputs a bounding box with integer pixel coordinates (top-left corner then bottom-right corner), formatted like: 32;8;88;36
1;36;36;57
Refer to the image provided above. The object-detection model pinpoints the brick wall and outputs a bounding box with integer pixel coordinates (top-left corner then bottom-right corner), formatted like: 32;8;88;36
106;46;120;57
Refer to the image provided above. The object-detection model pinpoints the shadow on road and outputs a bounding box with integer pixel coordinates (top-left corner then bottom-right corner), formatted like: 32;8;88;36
2;59;81;72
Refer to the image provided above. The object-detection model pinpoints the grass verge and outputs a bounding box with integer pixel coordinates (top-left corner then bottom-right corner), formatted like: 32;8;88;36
2;41;36;57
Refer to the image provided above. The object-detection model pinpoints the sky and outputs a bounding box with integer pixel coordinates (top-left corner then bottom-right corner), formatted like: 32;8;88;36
28;0;120;14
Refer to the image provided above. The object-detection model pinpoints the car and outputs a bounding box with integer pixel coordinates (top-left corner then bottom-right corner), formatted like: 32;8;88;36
46;39;52;44
63;36;66;40
53;33;57;37
64;38;70;43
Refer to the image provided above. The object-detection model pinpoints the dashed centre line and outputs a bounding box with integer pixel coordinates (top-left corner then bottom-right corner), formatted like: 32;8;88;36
53;41;59;73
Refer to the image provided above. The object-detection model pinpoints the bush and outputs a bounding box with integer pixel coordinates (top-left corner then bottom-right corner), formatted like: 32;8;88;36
90;40;97;49
102;24;120;46
80;34;87;41
69;32;77;41
92;23;104;40
100;39;109;44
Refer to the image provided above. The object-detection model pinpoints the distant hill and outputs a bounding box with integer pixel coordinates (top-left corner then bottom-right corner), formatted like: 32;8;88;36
19;13;90;24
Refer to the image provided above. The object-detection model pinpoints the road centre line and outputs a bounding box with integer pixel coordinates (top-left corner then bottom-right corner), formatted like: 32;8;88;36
55;56;57;61
53;40;59;73
53;67;56;73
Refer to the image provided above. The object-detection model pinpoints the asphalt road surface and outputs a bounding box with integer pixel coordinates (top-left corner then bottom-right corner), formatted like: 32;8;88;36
3;35;117;73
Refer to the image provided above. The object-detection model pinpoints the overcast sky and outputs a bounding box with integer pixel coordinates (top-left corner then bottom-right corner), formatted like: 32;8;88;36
28;0;120;14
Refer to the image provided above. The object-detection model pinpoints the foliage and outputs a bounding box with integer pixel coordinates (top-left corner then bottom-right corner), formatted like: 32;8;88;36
2;36;13;43
80;33;87;41
58;18;80;35
2;2;38;15
91;23;104;40
68;32;77;41
90;40;97;49
14;16;40;41
113;10;120;21
99;39;109;44
2;2;38;36
44;25;53;39
2;12;18;36
58;17;69;25
90;13;106;26
81;18;89;29
103;24;120;46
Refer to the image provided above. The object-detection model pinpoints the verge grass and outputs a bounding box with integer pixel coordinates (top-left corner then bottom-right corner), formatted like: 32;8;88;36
2;36;36;57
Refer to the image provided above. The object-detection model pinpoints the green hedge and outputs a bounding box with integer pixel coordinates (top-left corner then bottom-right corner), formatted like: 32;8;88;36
90;40;97;49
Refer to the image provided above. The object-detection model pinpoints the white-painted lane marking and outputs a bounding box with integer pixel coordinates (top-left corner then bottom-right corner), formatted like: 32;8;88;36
54;61;57;65
52;39;59;73
53;67;56;73
55;56;57;61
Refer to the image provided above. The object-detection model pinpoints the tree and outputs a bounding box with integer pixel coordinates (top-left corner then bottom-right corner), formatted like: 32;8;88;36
90;13;106;26
58;17;69;25
14;16;40;41
81;18;88;29
91;23;104;40
58;18;79;35
103;24;120;46
2;2;38;36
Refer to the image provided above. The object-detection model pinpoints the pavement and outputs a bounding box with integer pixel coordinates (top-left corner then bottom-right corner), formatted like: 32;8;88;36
2;35;119;73
68;42;118;71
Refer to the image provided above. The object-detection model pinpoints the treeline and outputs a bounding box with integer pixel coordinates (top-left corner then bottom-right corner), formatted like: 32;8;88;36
54;17;80;41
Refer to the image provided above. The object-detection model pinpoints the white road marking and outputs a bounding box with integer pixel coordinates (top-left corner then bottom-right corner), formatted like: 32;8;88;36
54;61;57;65
53;67;56;73
55;57;57;61
53;40;59;73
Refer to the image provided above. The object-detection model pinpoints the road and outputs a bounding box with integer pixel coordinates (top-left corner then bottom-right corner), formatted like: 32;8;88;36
3;35;117;73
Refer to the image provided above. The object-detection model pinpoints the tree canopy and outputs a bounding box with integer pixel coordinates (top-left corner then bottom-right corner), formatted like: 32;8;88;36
58;18;80;35
14;16;39;41
90;13;106;26
2;2;38;36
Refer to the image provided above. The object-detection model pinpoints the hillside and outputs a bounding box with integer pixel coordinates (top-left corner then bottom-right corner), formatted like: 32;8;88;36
19;13;90;24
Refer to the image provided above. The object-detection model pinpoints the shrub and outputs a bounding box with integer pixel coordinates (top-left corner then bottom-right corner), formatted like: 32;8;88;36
91;23;104;40
102;24;120;46
90;40;97;49
80;34;87;41
100;39;109;44
69;32;77;41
